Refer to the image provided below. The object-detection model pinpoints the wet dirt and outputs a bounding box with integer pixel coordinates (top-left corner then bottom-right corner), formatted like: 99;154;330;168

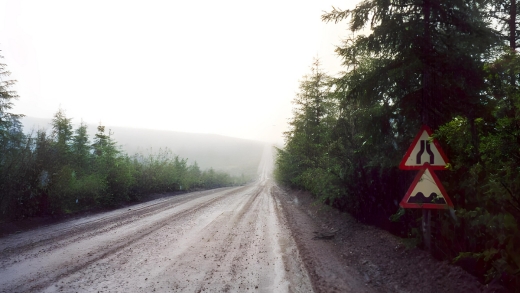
275;188;510;293
1;145;508;292
0;147;316;293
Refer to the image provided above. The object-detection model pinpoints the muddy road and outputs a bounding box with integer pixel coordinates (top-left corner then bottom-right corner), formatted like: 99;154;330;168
1;146;497;293
0;147;314;293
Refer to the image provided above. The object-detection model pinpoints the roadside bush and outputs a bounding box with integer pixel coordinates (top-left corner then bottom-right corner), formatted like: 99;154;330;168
69;173;107;208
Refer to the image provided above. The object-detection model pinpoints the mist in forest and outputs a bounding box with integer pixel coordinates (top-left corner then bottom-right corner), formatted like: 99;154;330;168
22;116;265;178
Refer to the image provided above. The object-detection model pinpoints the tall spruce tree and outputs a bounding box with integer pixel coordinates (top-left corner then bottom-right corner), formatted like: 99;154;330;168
0;52;24;149
0;52;29;218
51;108;73;167
276;60;341;198
323;0;498;130
320;1;519;285
71;121;91;173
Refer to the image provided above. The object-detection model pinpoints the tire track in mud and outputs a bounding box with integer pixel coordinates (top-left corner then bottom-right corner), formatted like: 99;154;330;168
165;178;312;293
1;190;204;257
1;195;191;260
1;146;315;293
0;186;253;293
1;187;247;260
48;182;281;293
194;184;264;292
135;181;268;292
208;183;266;290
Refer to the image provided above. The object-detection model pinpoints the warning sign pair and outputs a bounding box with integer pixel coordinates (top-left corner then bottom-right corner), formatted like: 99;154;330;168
399;126;453;209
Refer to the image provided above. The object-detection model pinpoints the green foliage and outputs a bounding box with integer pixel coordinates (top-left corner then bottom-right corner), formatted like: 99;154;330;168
274;1;519;289
71;121;91;173
51;109;73;152
68;173;107;208
1;98;244;219
0;51;29;219
0;51;23;136
132;149;184;195
275;59;342;201
433;51;520;283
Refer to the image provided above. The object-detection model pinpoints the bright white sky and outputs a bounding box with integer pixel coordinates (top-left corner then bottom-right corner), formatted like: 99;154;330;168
0;0;359;144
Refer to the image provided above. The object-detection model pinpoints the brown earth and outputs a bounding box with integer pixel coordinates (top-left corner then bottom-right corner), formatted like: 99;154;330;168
0;147;317;292
0;146;511;293
273;187;511;293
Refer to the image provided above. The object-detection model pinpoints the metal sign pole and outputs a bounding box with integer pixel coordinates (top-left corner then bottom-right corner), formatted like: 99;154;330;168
422;209;431;251
400;126;452;254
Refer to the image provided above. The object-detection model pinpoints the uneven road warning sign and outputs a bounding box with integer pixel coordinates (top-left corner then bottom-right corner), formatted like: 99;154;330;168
400;163;453;209
399;125;449;170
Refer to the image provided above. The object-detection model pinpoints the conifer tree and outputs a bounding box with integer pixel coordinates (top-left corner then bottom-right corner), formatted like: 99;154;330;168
276;59;340;197
323;0;498;129
51;109;73;166
0;52;23;148
0;51;31;218
71;121;91;173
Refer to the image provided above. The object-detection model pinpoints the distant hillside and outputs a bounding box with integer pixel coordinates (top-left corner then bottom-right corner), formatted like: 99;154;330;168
21;117;265;177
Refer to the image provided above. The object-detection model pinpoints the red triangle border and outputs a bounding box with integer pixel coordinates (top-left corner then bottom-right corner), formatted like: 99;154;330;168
400;163;454;209
399;125;450;170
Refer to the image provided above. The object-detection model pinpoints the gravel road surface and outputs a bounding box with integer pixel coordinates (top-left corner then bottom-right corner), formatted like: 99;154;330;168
2;146;500;293
0;147;315;293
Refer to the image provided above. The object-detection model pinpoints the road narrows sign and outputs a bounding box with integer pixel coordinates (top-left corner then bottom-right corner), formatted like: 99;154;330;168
400;163;453;209
399;125;449;170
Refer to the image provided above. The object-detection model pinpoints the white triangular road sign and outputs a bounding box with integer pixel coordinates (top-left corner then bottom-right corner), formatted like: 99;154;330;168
399;125;449;170
400;164;453;209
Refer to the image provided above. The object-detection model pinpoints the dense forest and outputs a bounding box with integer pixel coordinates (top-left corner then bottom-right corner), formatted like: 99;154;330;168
275;0;519;289
0;56;249;220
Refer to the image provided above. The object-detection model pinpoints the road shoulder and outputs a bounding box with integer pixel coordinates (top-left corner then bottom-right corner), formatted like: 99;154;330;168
273;186;509;293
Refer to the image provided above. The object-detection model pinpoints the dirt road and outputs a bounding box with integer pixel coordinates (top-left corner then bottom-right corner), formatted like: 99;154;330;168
2;146;502;293
0;147;316;293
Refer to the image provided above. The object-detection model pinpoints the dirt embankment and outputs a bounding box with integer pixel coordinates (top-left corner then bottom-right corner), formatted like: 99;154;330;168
274;187;510;293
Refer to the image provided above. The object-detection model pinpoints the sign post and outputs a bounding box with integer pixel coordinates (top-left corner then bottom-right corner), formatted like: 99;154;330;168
422;209;431;251
399;126;453;251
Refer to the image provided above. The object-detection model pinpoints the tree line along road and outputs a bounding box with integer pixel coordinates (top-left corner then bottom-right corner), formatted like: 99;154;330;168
0;146;320;293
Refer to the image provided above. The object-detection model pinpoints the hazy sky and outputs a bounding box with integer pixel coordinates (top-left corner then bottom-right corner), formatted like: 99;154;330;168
1;0;359;144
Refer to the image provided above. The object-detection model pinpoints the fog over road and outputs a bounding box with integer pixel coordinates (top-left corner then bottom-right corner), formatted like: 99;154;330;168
0;146;313;292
